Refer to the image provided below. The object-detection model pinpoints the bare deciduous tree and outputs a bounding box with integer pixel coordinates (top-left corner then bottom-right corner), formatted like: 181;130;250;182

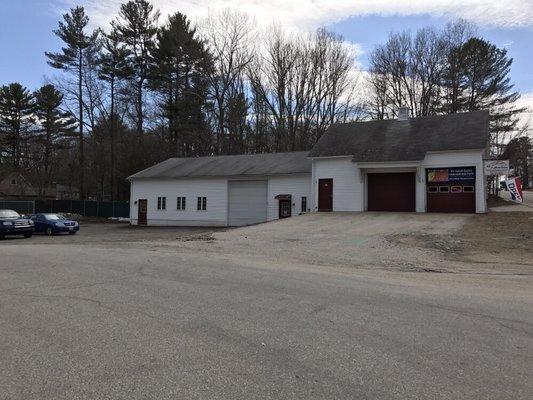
201;9;255;154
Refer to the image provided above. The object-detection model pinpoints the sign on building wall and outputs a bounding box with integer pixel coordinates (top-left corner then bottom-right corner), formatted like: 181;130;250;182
484;160;510;175
427;167;476;184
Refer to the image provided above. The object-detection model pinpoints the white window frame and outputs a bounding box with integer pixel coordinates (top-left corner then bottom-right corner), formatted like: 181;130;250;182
177;196;186;211
301;196;307;213
197;196;207;211
157;196;166;210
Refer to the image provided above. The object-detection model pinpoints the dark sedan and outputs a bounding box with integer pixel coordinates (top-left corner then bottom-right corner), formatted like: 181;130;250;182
0;209;34;239
30;213;80;236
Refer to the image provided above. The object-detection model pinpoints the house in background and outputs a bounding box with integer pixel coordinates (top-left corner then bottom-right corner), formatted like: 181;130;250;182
0;169;79;200
0;170;54;200
128;110;489;227
56;184;80;200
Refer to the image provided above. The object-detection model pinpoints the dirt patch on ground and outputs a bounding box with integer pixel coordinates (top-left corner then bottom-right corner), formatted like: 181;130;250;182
177;233;216;242
386;211;533;275
487;194;517;208
461;212;533;253
8;211;531;276
386;233;463;254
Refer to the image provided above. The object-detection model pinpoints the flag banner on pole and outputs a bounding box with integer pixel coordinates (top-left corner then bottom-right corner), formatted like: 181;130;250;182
506;177;523;204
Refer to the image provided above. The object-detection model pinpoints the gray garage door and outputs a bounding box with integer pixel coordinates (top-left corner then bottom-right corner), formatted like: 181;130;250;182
228;180;268;226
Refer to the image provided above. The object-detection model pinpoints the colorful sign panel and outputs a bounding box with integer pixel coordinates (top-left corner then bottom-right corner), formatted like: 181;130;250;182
506;177;523;203
427;169;448;182
427;167;475;184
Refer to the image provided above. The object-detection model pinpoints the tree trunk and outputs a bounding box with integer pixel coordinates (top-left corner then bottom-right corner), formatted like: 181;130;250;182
78;48;85;200
110;76;116;202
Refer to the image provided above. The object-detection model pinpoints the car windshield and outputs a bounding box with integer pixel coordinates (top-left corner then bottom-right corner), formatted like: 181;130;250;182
0;210;21;218
44;214;66;221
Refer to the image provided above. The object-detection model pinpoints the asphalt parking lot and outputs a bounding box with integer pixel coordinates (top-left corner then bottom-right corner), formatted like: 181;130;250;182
1;213;532;399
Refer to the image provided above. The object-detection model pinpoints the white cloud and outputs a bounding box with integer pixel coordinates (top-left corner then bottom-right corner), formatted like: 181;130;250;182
59;0;533;31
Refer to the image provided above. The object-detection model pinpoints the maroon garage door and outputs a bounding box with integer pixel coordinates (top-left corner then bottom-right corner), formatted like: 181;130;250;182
426;167;476;213
367;173;416;212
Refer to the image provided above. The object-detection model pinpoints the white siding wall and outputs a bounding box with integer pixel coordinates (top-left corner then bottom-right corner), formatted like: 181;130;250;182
267;174;311;220
311;157;363;211
311;150;486;214
419;150;486;213
130;178;228;226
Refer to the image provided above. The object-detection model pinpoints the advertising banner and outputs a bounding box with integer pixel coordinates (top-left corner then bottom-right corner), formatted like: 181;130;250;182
506;177;523;204
427;167;475;184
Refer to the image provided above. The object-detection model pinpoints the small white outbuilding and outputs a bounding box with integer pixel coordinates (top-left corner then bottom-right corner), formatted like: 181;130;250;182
128;152;311;226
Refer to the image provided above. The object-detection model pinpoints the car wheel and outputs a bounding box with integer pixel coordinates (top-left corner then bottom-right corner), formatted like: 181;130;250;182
0;233;4;240
23;233;32;238
45;226;54;236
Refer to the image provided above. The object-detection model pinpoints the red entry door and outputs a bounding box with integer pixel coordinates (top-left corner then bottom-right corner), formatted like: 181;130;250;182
138;199;147;225
318;179;333;211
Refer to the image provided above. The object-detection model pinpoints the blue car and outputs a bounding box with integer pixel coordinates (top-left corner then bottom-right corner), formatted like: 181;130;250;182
29;213;80;236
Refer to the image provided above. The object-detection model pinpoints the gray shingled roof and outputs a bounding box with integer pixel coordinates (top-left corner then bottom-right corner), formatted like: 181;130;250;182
128;151;311;179
308;110;489;162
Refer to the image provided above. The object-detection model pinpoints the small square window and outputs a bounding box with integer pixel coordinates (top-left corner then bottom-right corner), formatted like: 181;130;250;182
427;186;438;193
197;197;207;211
439;186;450;193
463;186;475;192
11;179;16;185
157;196;166;210
177;196;186;210
301;197;307;213
451;186;462;193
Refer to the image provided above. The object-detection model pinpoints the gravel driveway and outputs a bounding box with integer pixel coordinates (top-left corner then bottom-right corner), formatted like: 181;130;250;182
1;213;532;399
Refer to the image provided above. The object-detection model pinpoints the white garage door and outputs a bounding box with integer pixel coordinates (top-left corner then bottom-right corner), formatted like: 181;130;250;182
228;180;268;226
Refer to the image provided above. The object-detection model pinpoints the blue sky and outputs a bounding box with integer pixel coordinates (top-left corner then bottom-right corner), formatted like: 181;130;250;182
1;0;532;102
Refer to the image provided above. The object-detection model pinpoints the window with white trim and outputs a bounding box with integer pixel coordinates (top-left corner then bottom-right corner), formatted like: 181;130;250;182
197;197;207;211
157;196;166;210
177;196;186;210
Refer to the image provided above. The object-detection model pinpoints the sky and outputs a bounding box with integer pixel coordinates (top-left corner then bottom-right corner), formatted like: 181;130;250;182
1;0;532;128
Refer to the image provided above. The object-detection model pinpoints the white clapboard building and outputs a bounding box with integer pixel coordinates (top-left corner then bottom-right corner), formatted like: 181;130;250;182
129;152;312;226
129;110;489;226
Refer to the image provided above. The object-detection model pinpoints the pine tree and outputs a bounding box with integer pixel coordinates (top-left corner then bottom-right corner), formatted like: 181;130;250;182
33;84;77;173
46;6;99;199
443;38;525;152
0;83;35;168
113;0;159;140
150;12;212;156
98;28;131;200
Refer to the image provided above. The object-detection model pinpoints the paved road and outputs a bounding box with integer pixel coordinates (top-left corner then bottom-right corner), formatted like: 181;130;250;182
1;229;532;399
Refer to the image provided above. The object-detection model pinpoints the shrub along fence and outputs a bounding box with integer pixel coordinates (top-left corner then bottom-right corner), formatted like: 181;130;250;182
0;200;129;218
